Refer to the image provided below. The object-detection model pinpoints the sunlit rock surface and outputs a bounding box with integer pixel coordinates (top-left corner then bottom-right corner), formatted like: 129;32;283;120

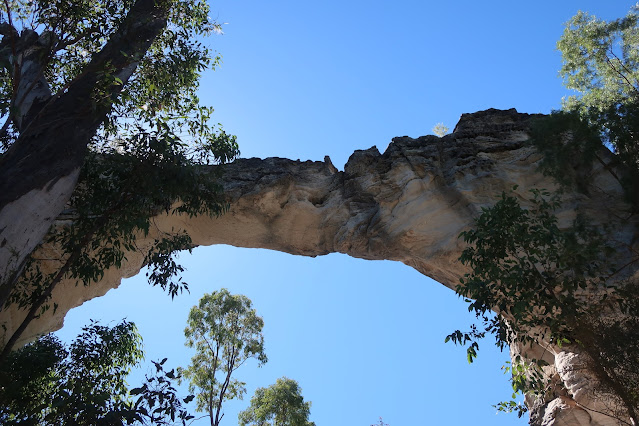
3;108;636;425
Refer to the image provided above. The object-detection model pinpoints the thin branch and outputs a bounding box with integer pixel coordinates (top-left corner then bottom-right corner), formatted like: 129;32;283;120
607;48;639;97
605;49;639;98
186;414;208;426
54;26;98;52
574;399;634;426
0;234;88;359
594;152;624;188
607;255;639;279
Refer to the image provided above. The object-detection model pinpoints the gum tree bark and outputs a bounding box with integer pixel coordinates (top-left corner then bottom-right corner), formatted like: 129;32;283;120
0;0;169;311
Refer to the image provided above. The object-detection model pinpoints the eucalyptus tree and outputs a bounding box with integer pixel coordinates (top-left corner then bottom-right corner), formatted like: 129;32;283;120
0;0;238;355
558;6;639;147
238;377;315;426
181;289;267;426
446;5;639;423
534;5;639;207
431;122;449;137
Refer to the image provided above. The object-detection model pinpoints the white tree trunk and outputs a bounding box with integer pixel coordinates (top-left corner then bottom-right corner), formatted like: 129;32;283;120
0;171;80;295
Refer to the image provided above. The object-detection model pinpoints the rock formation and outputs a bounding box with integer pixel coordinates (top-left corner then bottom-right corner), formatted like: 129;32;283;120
1;108;636;425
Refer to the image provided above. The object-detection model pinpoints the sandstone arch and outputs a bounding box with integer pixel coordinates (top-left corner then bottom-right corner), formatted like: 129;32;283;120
2;108;636;426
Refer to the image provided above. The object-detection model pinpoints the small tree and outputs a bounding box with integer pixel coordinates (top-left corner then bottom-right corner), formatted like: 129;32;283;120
182;289;267;426
432;122;449;137
238;377;315;426
0;0;240;358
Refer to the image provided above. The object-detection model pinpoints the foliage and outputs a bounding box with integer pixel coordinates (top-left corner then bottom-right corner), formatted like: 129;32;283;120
558;7;639;133
0;320;194;424
0;0;224;152
450;187;611;351
534;6;639;207
0;0;240;355
446;6;639;421
0;320;144;424
432;122;449;137
130;357;195;425
528;111;604;193
446;188;639;422
238;377;315;426
0;333;66;422
181;289;267;426
2;118;237;356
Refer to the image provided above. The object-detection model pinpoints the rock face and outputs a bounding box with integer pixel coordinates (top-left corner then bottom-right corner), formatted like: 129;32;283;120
1;108;636;425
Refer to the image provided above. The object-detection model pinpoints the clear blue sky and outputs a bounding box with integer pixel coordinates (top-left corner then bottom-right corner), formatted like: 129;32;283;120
56;1;632;425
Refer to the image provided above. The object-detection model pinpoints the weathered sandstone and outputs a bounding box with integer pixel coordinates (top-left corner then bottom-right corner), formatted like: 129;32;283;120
2;108;637;425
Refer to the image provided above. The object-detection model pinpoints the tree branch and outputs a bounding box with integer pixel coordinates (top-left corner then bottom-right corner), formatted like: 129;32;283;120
54;26;98;52
0;0;170;314
605;49;639;98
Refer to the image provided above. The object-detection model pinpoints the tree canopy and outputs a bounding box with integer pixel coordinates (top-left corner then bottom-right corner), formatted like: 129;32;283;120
238;377;315;426
181;289;267;426
0;320;194;425
556;6;639;206
0;0;238;357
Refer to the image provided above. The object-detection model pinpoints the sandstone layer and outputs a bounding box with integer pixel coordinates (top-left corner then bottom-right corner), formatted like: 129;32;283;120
2;108;636;426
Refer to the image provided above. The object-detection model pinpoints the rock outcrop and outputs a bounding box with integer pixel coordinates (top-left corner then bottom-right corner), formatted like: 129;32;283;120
2;108;637;425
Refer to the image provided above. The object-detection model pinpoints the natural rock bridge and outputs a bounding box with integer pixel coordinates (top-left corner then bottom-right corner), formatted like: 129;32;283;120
2;109;636;426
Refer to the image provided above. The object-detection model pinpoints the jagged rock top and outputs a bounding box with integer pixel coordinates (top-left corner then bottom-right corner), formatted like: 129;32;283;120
5;107;634;426
452;107;543;135
221;108;545;206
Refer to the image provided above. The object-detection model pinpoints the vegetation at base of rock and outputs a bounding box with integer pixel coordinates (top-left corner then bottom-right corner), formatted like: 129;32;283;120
180;289;268;426
447;5;639;423
0;320;194;425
